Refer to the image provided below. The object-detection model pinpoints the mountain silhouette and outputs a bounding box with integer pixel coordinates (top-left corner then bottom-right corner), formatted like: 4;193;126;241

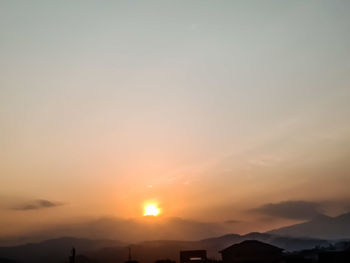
1;212;350;262
0;217;231;246
0;237;121;263
267;211;350;239
0;233;330;263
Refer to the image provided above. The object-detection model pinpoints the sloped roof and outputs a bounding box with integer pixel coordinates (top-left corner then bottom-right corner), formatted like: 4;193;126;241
219;240;283;254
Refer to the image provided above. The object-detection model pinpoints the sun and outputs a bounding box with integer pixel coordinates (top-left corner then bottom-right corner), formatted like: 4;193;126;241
143;203;160;216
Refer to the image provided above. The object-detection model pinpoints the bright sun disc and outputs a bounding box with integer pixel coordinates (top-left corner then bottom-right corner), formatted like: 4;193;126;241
143;204;160;216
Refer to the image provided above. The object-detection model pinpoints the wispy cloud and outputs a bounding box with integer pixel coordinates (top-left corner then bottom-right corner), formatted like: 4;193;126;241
12;199;64;211
250;200;324;220
224;219;240;224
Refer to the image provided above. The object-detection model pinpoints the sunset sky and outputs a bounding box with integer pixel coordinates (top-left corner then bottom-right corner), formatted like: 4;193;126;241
1;1;350;239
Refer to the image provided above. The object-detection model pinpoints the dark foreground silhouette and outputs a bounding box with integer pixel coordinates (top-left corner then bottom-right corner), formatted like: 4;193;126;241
0;237;350;263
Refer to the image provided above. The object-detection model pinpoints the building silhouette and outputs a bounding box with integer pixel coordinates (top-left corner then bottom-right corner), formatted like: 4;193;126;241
180;250;207;263
219;240;283;263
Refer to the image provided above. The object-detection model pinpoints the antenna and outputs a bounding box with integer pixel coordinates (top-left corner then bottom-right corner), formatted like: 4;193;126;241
70;247;76;263
128;246;132;261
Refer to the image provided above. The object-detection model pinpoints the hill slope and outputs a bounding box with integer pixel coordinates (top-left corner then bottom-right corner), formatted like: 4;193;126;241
267;212;350;239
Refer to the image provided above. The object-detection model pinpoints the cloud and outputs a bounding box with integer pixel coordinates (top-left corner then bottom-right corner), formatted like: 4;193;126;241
224;219;240;224
250;200;324;220
12;199;63;211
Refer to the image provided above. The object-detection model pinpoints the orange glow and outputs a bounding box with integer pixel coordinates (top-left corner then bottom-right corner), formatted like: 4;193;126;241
143;203;161;216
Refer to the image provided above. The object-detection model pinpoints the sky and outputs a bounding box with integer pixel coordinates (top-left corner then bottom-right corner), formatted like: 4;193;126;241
1;1;350;239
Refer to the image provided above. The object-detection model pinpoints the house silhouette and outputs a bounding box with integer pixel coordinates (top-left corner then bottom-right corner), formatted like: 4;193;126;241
219;240;284;263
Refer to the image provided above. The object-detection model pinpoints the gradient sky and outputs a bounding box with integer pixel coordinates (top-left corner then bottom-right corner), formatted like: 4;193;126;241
1;1;350;238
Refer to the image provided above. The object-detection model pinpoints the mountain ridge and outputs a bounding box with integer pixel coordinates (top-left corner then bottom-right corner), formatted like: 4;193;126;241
0;233;331;263
267;211;350;239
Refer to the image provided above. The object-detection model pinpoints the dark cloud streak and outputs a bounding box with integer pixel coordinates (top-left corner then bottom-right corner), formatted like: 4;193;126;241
250;200;324;220
12;199;63;211
224;219;240;224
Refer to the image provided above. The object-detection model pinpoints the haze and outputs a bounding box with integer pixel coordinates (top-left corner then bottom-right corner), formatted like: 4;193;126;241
1;1;350;241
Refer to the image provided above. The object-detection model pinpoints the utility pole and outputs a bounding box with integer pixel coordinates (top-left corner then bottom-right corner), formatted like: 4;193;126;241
128;246;132;261
70;247;76;263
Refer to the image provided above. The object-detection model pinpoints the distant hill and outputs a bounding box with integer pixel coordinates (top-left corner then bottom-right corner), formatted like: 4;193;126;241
267;212;350;239
0;233;330;263
0;237;121;263
0;217;231;246
4;213;350;247
2;213;350;262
